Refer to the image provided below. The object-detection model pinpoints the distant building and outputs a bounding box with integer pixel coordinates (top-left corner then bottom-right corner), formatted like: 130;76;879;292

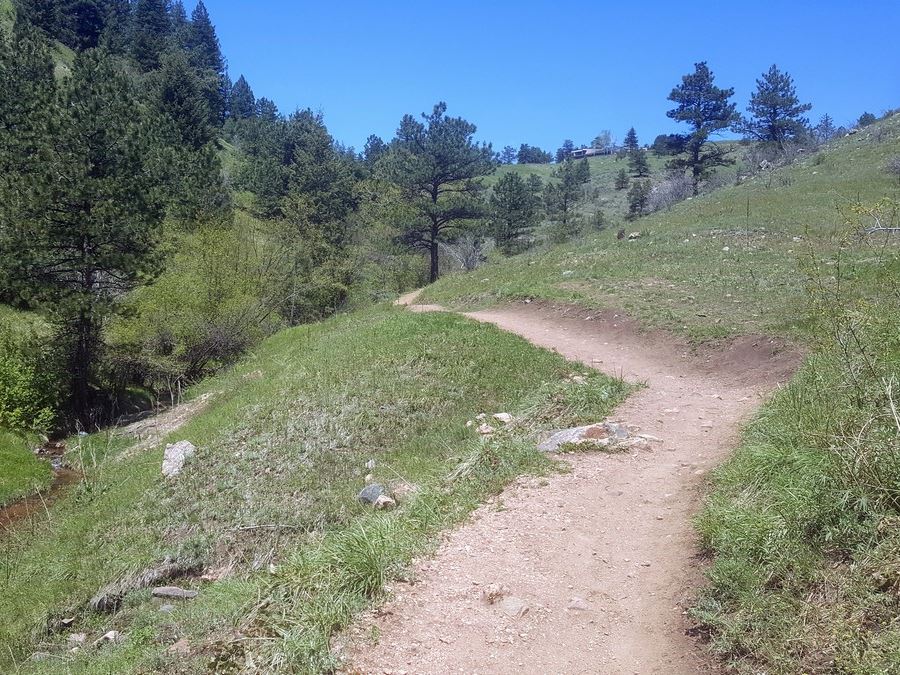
570;147;616;159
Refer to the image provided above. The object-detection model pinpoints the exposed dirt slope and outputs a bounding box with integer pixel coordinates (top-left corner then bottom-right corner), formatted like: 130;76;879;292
346;299;799;674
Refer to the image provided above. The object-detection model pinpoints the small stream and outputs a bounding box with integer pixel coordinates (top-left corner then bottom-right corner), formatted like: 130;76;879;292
0;442;82;533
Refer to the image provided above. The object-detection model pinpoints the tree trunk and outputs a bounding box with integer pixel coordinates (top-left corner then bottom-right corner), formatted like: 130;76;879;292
429;237;439;283
71;310;95;430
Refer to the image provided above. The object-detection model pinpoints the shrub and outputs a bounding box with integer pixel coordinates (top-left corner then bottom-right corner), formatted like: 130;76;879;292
648;175;692;212
0;312;59;434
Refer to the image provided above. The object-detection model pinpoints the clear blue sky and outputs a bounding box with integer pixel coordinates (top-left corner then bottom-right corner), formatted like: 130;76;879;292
198;0;899;151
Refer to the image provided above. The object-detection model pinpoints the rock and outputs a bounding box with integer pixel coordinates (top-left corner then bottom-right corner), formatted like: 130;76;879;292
539;422;632;452
68;633;87;645
492;413;513;424
571;375;587;385
159;604;176;614
627;231;641;240
373;494;397;510
151;586;199;600
481;583;507;605
93;630;123;647
365;459;377;471
566;597;589;611
475;413;487;421
364;473;375;484
162;441;196;478
499;596;529;618
477;423;495;435
30;652;52;662
242;369;263;381
168;638;191;655
358;483;385;505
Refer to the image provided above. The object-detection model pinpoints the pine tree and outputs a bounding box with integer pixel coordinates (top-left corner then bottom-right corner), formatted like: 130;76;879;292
815;114;837;143
734;64;811;148
229;75;256;119
490;172;541;254
382;102;495;282
614;168;629;190
186;1;224;74
575;157;591;183
545;159;585;243
0;49;166;426
626;180;651;220
623;127;639;152
130;0;170;70
666;62;738;195
629;148;651;177
555;139;575;163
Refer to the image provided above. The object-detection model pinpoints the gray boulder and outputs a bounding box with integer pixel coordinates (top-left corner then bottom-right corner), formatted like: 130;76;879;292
162;441;196;478
358;483;385;505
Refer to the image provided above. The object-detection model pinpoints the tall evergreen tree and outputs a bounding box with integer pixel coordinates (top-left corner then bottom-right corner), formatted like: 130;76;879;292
666;62;738;195
815;113;837;143
734;64;811;148
229;74;256;120
623;127;639;152
555;139;575;163
130;0;170;70
490;172;541;254
628;148;651;177
544;159;585;242
614;168;629;190
382;102;495;282
0;48;166;426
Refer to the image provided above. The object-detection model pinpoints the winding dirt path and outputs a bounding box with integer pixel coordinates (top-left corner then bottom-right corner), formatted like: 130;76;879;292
346;294;799;674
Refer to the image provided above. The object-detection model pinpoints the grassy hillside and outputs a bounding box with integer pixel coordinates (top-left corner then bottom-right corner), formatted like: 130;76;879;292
0;304;629;672
426;116;900;342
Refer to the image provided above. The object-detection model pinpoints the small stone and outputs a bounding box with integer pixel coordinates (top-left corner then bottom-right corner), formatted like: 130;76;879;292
364;473;375;484
365;459;377;471
151;586;199;600
373;494;397;510
93;630;123;647
492;413;513;424
68;633;87;645
481;583;506;605
566;597;589;611
159;604;176;614
627;231;641;240
477;423;495;435
358;483;385;505
499;596;529;618
571;375;587;385
30;652;52;662
475;413;487;421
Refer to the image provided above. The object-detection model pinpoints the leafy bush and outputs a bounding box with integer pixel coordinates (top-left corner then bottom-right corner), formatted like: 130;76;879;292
0;310;59;434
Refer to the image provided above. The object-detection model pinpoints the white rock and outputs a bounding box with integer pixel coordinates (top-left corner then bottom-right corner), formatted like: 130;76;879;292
492;413;513;424
93;630;123;647
499;596;529;618
161;441;196;478
477;423;495;435
374;494;397;510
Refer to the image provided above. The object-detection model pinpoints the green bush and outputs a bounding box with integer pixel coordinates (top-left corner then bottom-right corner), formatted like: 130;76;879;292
0;309;58;434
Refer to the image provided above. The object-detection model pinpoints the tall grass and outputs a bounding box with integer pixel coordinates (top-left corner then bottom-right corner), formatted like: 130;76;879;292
694;199;900;673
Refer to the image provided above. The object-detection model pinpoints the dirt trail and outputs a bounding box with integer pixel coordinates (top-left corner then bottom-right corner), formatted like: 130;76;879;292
347;295;799;674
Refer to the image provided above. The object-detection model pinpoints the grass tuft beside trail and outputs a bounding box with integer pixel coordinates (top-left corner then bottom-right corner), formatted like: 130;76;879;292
0;305;630;673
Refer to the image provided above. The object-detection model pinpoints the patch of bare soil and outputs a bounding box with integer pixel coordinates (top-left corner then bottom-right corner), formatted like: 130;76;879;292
344;298;801;674
116;392;215;460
